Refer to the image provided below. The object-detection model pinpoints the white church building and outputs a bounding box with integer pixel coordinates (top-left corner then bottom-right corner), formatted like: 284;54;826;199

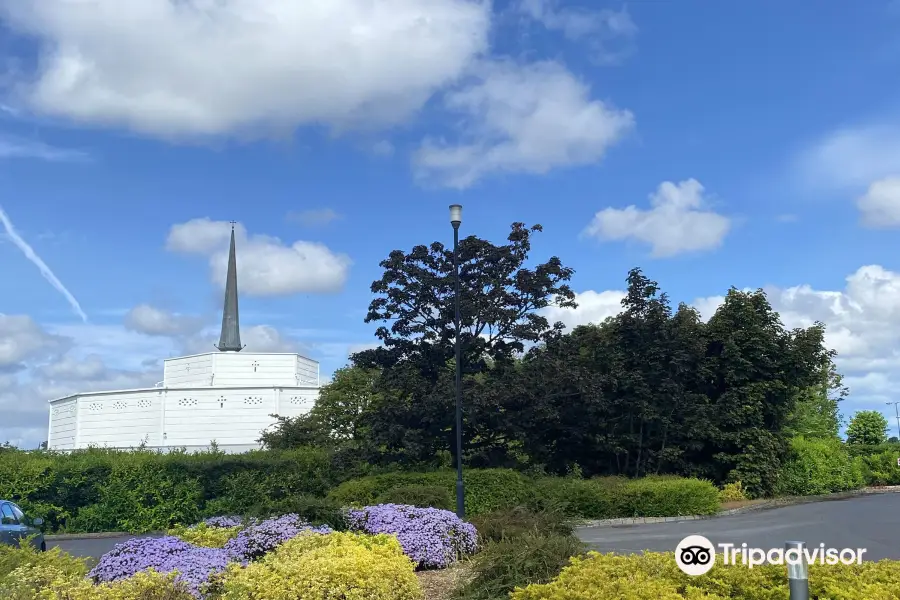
47;225;321;453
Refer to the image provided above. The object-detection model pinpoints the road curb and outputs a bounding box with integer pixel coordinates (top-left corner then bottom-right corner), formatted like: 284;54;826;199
574;485;900;529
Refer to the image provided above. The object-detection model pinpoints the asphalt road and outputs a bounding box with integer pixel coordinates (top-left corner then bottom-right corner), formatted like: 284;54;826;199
49;494;900;562
576;494;900;561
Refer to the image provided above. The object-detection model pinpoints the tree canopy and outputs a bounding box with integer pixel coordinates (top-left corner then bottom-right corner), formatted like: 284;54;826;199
266;223;847;498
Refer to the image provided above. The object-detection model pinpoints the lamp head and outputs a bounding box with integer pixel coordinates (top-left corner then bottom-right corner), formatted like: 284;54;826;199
449;204;462;228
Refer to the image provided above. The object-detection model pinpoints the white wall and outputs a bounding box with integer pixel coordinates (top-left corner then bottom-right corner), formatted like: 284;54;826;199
163;354;214;387
212;353;300;387
48;398;78;450
77;390;163;448
49;385;319;452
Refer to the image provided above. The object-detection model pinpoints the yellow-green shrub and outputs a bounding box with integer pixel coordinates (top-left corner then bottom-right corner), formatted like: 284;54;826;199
718;481;747;503
216;531;424;600
33;569;193;600
167;523;242;548
0;541;88;581
510;551;900;599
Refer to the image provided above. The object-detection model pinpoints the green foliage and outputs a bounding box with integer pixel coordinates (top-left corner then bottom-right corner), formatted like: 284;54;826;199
718;481;747;503
468;507;573;544
0;446;351;533
453;532;585;600
376;484;453;511
775;436;864;496
510;551;900;599
329;469;533;516
855;449;900;486
784;363;846;440
846;410;890;446
532;475;720;519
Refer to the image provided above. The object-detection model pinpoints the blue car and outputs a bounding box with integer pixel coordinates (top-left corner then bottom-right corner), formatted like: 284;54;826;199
0;500;45;552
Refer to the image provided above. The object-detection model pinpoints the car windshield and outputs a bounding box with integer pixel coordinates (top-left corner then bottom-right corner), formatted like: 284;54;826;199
9;505;28;526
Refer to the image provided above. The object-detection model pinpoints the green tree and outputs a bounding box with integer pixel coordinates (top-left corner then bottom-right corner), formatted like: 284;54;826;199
353;222;577;465
845;410;889;446
784;330;846;440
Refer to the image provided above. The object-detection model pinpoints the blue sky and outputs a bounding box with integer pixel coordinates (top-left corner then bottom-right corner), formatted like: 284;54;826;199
3;0;900;446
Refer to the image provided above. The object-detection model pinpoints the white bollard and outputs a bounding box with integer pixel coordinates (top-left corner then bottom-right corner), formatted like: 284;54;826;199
785;541;809;600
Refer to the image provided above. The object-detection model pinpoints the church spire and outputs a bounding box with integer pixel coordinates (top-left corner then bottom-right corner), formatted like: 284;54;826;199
216;222;243;352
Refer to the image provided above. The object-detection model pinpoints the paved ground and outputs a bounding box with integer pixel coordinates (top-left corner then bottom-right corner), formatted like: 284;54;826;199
50;494;900;562
576;494;900;561
49;534;158;562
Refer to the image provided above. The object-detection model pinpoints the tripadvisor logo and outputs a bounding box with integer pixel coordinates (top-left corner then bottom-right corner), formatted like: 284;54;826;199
675;535;716;576
675;535;868;576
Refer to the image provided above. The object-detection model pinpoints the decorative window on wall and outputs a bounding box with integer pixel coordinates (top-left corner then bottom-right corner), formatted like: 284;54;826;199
137;398;152;409
89;402;103;412
243;396;264;406
288;396;308;406
219;396;227;409
112;400;128;410
251;361;260;373
177;398;198;407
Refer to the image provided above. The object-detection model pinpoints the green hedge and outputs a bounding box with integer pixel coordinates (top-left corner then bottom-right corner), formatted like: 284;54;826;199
0;447;358;533
331;471;720;519
532;475;720;519
774;437;864;496
328;468;533;516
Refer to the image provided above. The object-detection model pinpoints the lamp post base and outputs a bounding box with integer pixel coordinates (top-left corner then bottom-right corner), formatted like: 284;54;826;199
456;479;465;519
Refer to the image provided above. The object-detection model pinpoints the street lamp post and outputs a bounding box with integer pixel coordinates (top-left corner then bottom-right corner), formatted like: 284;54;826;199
449;204;465;519
886;402;900;440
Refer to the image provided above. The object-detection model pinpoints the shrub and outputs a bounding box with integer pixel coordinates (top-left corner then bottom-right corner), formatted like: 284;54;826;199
453;531;585;600
532;476;719;519
469;507;572;544
88;536;231;598
0;447;344;534
20;568;195;600
231;495;347;530
168;523;242;548
856;449;900;486
214;531;424;600
346;504;478;569
775;436;864;496
509;551;900;599
0;541;87;581
329;469;533;516
376;484;453;511
223;514;332;563
718;481;748;503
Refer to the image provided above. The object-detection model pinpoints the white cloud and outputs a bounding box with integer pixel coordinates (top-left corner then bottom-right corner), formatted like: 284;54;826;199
414;60;634;188
0;135;89;162
0;314;68;366
0;0;490;139
125;304;205;337
167;218;352;295
583;179;731;257
0;318;160;447
795;122;900;191
518;1;637;64
542;290;625;330
286;209;342;228
856;177;900;228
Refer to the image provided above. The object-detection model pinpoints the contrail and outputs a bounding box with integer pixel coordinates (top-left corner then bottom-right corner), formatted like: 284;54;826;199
0;205;88;322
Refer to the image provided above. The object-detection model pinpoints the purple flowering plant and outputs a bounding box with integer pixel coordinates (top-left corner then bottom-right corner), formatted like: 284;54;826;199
202;515;243;529
346;504;478;569
88;536;230;598
222;513;332;562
